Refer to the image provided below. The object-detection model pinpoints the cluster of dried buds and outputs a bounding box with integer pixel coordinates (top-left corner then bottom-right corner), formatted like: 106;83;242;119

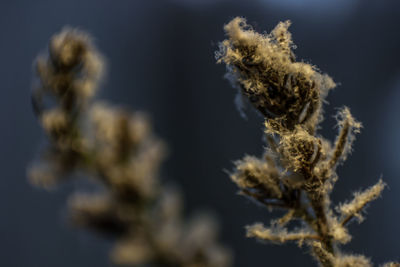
29;28;231;267
217;17;397;267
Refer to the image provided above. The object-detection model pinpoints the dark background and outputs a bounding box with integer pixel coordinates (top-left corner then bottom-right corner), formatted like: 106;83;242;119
1;0;399;266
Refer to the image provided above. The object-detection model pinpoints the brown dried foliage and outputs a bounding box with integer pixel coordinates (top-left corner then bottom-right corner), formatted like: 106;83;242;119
217;17;397;267
29;28;232;267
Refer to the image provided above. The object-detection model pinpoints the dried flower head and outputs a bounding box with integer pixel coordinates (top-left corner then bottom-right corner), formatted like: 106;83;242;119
30;28;232;267
217;17;396;267
216;17;335;132
232;155;282;199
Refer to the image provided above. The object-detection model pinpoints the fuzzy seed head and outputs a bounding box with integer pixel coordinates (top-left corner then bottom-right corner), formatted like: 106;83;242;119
217;17;335;131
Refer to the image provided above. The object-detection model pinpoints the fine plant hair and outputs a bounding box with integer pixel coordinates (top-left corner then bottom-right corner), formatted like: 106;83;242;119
216;17;399;267
29;28;232;267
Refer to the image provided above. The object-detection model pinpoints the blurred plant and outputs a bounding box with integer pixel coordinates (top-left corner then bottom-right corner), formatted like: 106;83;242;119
29;28;232;267
216;17;399;267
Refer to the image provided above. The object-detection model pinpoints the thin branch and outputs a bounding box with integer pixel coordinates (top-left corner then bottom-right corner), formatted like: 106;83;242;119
329;120;349;169
240;189;289;209
246;223;321;243
338;179;385;226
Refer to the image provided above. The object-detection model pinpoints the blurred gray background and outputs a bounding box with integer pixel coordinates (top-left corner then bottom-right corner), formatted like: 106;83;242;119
1;0;399;266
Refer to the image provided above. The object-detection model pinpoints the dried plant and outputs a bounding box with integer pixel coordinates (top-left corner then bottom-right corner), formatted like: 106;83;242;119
216;17;398;267
29;28;232;267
